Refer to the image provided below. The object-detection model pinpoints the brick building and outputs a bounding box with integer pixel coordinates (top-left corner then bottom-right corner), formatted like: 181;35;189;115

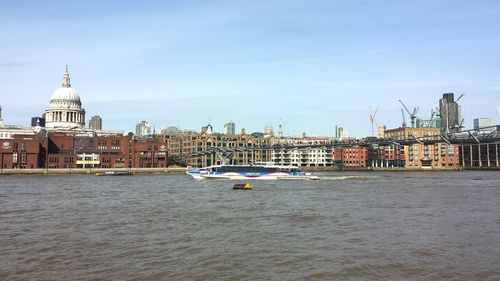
381;127;459;169
332;146;368;168
0;134;42;169
131;139;168;168
46;132;76;168
1;131;168;169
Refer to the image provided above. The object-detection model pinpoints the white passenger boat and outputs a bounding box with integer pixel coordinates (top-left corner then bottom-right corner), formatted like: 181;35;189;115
186;163;320;180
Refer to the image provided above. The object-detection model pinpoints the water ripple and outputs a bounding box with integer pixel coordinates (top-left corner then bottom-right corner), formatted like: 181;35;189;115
1;172;500;280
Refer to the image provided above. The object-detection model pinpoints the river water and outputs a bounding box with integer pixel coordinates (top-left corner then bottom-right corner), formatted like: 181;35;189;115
1;171;499;280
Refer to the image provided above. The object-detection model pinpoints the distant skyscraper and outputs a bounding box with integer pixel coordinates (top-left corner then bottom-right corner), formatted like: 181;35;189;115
31;116;46;127
416;118;441;129
135;121;151;137
89;115;102;130
224;121;235;135
473;118;496;132
439;93;462;133
335;126;349;138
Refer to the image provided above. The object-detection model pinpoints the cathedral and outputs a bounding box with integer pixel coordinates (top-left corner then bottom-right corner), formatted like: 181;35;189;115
45;65;85;128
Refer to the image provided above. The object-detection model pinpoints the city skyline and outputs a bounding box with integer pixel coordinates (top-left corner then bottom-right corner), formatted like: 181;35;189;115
1;1;499;136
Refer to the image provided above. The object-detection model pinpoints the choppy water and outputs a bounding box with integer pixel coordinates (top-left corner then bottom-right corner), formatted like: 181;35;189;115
1;171;500;280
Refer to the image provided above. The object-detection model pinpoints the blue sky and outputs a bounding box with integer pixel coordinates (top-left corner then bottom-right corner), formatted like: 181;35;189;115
1;0;499;136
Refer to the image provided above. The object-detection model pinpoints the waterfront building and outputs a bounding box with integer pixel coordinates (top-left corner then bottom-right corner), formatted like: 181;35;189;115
135;121;151;137
366;143;405;168
0;134;42;169
271;136;333;167
89;115;102;130
81;134;129;168
1;129;168;169
45;66;86;129
46;132;77;168
340;146;369;168
224;121;236;135
383;127;441;141
131;138;168;168
383;127;459;169
460;142;500;169
164;129;272;167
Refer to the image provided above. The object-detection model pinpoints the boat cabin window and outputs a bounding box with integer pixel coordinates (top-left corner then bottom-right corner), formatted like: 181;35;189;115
216;166;278;173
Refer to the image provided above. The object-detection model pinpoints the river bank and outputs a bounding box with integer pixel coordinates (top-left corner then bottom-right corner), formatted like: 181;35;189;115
0;166;471;175
0;167;187;175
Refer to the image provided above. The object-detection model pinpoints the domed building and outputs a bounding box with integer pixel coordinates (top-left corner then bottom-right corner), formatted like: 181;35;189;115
45;66;85;128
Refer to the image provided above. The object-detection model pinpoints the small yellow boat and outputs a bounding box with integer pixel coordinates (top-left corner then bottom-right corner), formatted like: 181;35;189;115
233;183;252;190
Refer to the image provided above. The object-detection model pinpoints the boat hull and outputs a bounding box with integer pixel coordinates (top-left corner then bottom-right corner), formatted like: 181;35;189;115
186;163;320;181
187;171;319;181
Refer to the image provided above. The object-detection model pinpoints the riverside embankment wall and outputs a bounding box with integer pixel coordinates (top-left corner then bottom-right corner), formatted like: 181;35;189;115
0;166;477;175
0;167;187;175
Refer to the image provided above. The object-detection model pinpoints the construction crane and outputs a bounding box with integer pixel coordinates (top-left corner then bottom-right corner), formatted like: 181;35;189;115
455;118;465;131
369;105;379;137
456;94;465;102
401;108;407;128
430;109;435;120
399;99;419;128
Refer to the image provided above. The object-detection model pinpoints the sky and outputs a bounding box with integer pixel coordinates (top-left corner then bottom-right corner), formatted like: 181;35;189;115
1;0;499;136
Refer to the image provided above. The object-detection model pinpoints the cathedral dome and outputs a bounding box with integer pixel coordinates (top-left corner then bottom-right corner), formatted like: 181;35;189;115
50;86;81;103
49;65;81;104
45;65;86;129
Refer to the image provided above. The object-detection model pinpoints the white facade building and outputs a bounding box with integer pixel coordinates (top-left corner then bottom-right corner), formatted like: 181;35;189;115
135;121;151;137
271;137;333;167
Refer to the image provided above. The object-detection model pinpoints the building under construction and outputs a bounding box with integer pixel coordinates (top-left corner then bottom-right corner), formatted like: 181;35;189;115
439;93;463;133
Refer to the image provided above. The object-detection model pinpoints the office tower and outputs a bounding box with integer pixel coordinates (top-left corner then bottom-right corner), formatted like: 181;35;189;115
224;121;236;135
136;121;151;137
439;93;462;133
89;115;102;130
